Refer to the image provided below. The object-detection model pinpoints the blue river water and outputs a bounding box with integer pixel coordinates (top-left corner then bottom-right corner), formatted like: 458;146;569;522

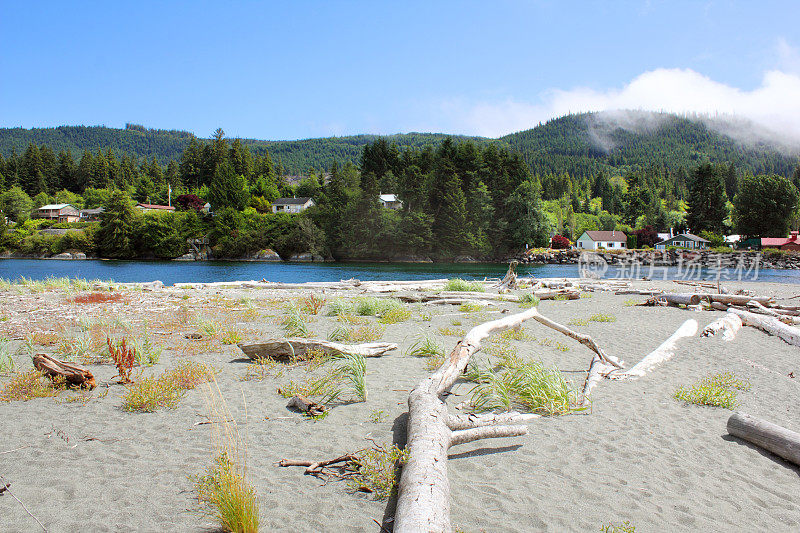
0;259;799;285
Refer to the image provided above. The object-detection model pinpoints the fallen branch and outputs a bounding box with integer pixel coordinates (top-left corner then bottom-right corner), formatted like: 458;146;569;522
32;354;95;389
238;339;397;361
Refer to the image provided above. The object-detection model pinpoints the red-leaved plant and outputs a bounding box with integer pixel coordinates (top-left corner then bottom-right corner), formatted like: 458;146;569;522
108;337;136;384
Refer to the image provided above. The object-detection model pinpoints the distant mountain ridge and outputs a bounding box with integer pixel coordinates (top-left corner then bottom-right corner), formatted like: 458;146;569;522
1;111;798;177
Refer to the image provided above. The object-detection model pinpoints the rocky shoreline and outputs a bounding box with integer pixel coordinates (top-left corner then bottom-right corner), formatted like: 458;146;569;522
5;247;800;270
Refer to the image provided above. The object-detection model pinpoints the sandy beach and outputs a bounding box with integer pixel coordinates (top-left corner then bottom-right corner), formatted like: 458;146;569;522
1;278;798;532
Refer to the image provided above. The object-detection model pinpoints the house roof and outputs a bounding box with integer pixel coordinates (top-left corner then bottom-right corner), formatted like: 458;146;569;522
80;207;104;215
39;204;75;210
655;232;710;245
273;197;313;205
379;194;399;203
581;230;627;242
136;203;175;211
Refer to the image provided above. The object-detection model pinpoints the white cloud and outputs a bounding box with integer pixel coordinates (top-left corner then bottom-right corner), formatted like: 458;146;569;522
434;41;800;146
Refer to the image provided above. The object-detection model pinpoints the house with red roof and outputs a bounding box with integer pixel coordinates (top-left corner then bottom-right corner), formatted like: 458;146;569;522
135;203;175;214
760;231;800;250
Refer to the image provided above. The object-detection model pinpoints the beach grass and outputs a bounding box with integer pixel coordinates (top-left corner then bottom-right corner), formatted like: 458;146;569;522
444;278;485;292
0;370;65;402
674;372;751;409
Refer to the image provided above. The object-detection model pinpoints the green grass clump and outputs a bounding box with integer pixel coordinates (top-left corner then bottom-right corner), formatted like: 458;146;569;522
122;362;215;412
0;370;64;402
468;360;579;416
458;302;484;313
279;352;368;405
348;444;409;500
406;336;446;371
220;329;243;345
194;452;260;533
674;372;751;409
444;278;485;292
0;338;15;375
281;307;310;337
327;323;385;343
378;306;411;324
589;313;616;323
518;293;539;308
438;326;466;337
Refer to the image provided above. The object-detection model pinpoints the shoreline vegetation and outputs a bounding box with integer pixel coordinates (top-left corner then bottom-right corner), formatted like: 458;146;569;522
2;114;800;269
1;274;799;531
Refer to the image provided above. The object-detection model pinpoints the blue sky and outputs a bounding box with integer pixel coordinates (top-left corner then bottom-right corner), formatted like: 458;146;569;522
2;1;799;140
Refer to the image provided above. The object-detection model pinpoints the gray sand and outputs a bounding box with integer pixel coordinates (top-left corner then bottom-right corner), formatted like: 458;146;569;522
1;280;798;532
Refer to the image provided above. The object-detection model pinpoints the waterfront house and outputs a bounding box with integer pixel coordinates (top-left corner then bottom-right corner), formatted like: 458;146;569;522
272;197;315;214
135;203;175;214
654;233;710;250
37;204;80;222
760;231;800;251
576;230;628;250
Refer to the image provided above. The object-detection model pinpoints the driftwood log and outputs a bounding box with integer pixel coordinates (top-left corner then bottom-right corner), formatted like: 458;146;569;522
394;308;543;532
611;319;698;379
727;412;800;466
238;339;397;361
701;313;742;341
32;354;96;389
727;308;800;346
496;261;518;291
286;395;326;417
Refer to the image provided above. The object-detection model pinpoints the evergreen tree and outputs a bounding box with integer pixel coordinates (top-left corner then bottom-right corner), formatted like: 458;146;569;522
686;163;728;234
97;190;139;258
505;179;552;248
208;161;250;211
733;174;799;238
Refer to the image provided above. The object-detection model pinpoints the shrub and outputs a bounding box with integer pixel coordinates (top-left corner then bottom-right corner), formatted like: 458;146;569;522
122;361;214;412
674;372;750;409
0;370;64;402
300;293;326;315
601;522;636;533
550;234;571;249
378;306;411;324
444;278;485;292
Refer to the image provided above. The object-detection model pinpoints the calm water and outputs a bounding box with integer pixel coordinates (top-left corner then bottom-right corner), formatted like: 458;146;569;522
1;259;799;285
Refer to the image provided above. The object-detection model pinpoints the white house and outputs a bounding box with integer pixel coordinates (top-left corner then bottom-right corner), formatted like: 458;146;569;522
379;194;402;210
654;233;710;250
271;197;315;214
576;230;628;250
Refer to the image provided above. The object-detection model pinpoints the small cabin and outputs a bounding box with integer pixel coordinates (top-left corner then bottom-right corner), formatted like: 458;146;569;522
379;194;403;210
37;204;80;222
271;197;315;214
654;233;710;250
79;207;104;221
576;231;627;250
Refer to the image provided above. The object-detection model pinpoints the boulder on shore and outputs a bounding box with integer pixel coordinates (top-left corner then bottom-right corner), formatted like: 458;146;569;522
252;249;282;261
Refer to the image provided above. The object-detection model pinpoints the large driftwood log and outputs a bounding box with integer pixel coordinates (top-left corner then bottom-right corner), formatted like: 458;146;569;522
727;412;800;466
32;354;96;389
745;301;800;325
707;294;775;306
238;338;397;361
727;308;800;346
701;313;742;341
394;308;543;532
646;293;701;306
611;320;698;379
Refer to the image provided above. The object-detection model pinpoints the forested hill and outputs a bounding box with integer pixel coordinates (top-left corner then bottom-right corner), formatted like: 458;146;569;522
1;112;798;177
